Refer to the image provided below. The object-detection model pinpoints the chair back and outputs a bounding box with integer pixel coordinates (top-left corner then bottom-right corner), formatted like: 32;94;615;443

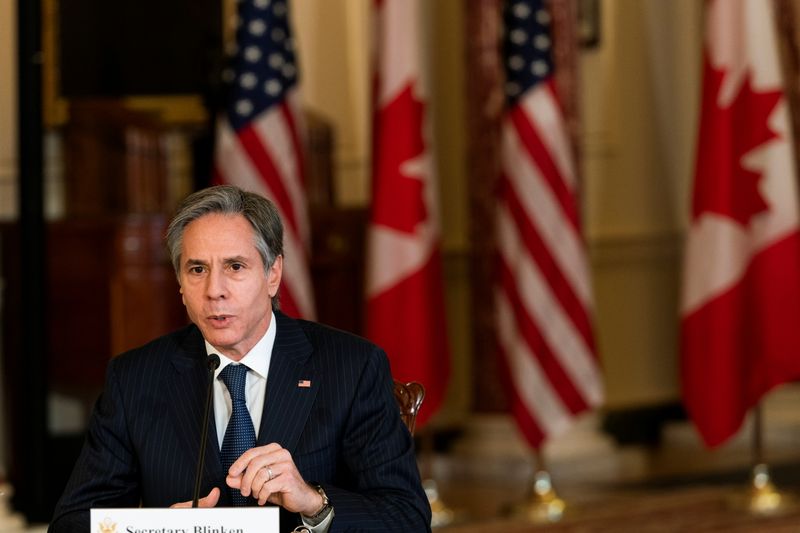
393;381;425;436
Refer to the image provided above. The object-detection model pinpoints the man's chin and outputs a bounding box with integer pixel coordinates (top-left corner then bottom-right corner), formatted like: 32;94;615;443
198;329;236;352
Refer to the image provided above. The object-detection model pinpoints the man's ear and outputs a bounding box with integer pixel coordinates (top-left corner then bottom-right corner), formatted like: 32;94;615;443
268;255;283;298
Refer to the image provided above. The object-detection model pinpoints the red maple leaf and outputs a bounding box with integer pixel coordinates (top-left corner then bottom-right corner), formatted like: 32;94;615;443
370;84;428;234
692;55;783;226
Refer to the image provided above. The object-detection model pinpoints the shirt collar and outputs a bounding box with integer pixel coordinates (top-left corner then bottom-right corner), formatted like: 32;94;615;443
205;311;276;380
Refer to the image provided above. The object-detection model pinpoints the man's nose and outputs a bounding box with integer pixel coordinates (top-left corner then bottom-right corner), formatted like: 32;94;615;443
206;269;228;299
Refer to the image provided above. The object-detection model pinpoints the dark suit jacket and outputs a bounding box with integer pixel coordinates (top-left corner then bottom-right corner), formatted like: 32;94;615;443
49;311;431;532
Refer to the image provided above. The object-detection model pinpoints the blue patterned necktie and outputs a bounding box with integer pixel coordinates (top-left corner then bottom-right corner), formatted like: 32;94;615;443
220;364;256;506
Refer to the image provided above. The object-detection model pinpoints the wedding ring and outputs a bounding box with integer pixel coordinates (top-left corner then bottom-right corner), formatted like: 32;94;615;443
266;465;274;481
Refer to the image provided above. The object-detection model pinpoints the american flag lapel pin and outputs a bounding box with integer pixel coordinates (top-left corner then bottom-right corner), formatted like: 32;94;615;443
298;379;312;388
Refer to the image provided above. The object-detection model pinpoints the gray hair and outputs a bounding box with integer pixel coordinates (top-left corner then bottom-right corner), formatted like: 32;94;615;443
165;185;284;305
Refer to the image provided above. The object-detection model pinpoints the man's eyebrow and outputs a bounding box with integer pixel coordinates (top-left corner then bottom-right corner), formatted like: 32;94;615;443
183;258;207;267
183;256;250;267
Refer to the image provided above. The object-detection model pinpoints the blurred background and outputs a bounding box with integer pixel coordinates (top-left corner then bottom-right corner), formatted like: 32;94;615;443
5;0;800;529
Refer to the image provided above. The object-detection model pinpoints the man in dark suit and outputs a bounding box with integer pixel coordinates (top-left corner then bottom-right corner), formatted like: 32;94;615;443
49;185;432;532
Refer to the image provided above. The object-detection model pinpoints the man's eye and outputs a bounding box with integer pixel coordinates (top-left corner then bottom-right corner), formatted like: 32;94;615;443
190;266;204;274
231;263;243;271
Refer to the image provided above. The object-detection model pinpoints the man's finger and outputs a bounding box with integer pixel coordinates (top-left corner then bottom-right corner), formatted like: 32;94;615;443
228;443;282;477
201;487;221;507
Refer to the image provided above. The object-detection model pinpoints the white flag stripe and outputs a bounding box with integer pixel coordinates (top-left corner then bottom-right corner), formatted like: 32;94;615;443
279;225;315;317
502;121;593;308
519;86;577;190
215;120;314;319
497;206;603;404
252;93;311;243
216;118;308;264
496;292;573;438
216;119;264;195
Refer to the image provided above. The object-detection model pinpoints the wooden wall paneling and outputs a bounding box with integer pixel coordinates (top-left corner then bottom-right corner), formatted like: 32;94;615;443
304;110;336;207
309;206;368;336
64;100;171;217
46;216;186;400
110;215;187;356
304;107;369;337
46;218;115;394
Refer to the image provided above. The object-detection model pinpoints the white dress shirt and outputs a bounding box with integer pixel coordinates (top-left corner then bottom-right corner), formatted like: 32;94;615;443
204;311;332;532
207;312;276;446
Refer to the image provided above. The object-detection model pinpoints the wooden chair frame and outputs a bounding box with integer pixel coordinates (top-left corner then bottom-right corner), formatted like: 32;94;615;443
393;381;425;436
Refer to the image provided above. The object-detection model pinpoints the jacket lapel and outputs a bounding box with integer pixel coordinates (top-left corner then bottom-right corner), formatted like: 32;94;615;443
256;311;319;454
167;326;225;487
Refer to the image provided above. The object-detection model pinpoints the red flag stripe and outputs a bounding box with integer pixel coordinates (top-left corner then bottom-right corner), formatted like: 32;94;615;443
502;115;594;308
508;104;580;230
495;342;548;446
238;126;301;239
518;81;579;190
215;117;311;249
498;257;591;414
281;94;307;190
495;292;574;440
497;206;602;404
276;280;302;319
500;171;596;351
215;113;314;318
249;101;312;262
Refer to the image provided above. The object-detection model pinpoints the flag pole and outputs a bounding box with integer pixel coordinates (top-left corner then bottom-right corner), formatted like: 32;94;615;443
508;448;565;523
727;402;791;514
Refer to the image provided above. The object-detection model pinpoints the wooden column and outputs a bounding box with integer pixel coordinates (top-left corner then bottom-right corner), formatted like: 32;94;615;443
465;0;506;411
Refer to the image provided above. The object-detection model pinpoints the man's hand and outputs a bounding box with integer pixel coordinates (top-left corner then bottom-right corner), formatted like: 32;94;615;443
227;443;323;515
170;487;221;508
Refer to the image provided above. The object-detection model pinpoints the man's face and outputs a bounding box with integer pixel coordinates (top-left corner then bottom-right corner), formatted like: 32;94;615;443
178;213;281;360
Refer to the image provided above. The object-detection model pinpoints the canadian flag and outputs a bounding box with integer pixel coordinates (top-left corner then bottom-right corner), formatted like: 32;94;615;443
366;0;450;428
681;0;800;448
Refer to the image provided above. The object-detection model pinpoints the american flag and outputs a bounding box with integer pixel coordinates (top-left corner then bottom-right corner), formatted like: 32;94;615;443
496;0;603;448
214;0;315;319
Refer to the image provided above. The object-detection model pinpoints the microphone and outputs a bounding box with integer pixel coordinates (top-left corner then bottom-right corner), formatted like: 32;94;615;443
193;353;220;507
